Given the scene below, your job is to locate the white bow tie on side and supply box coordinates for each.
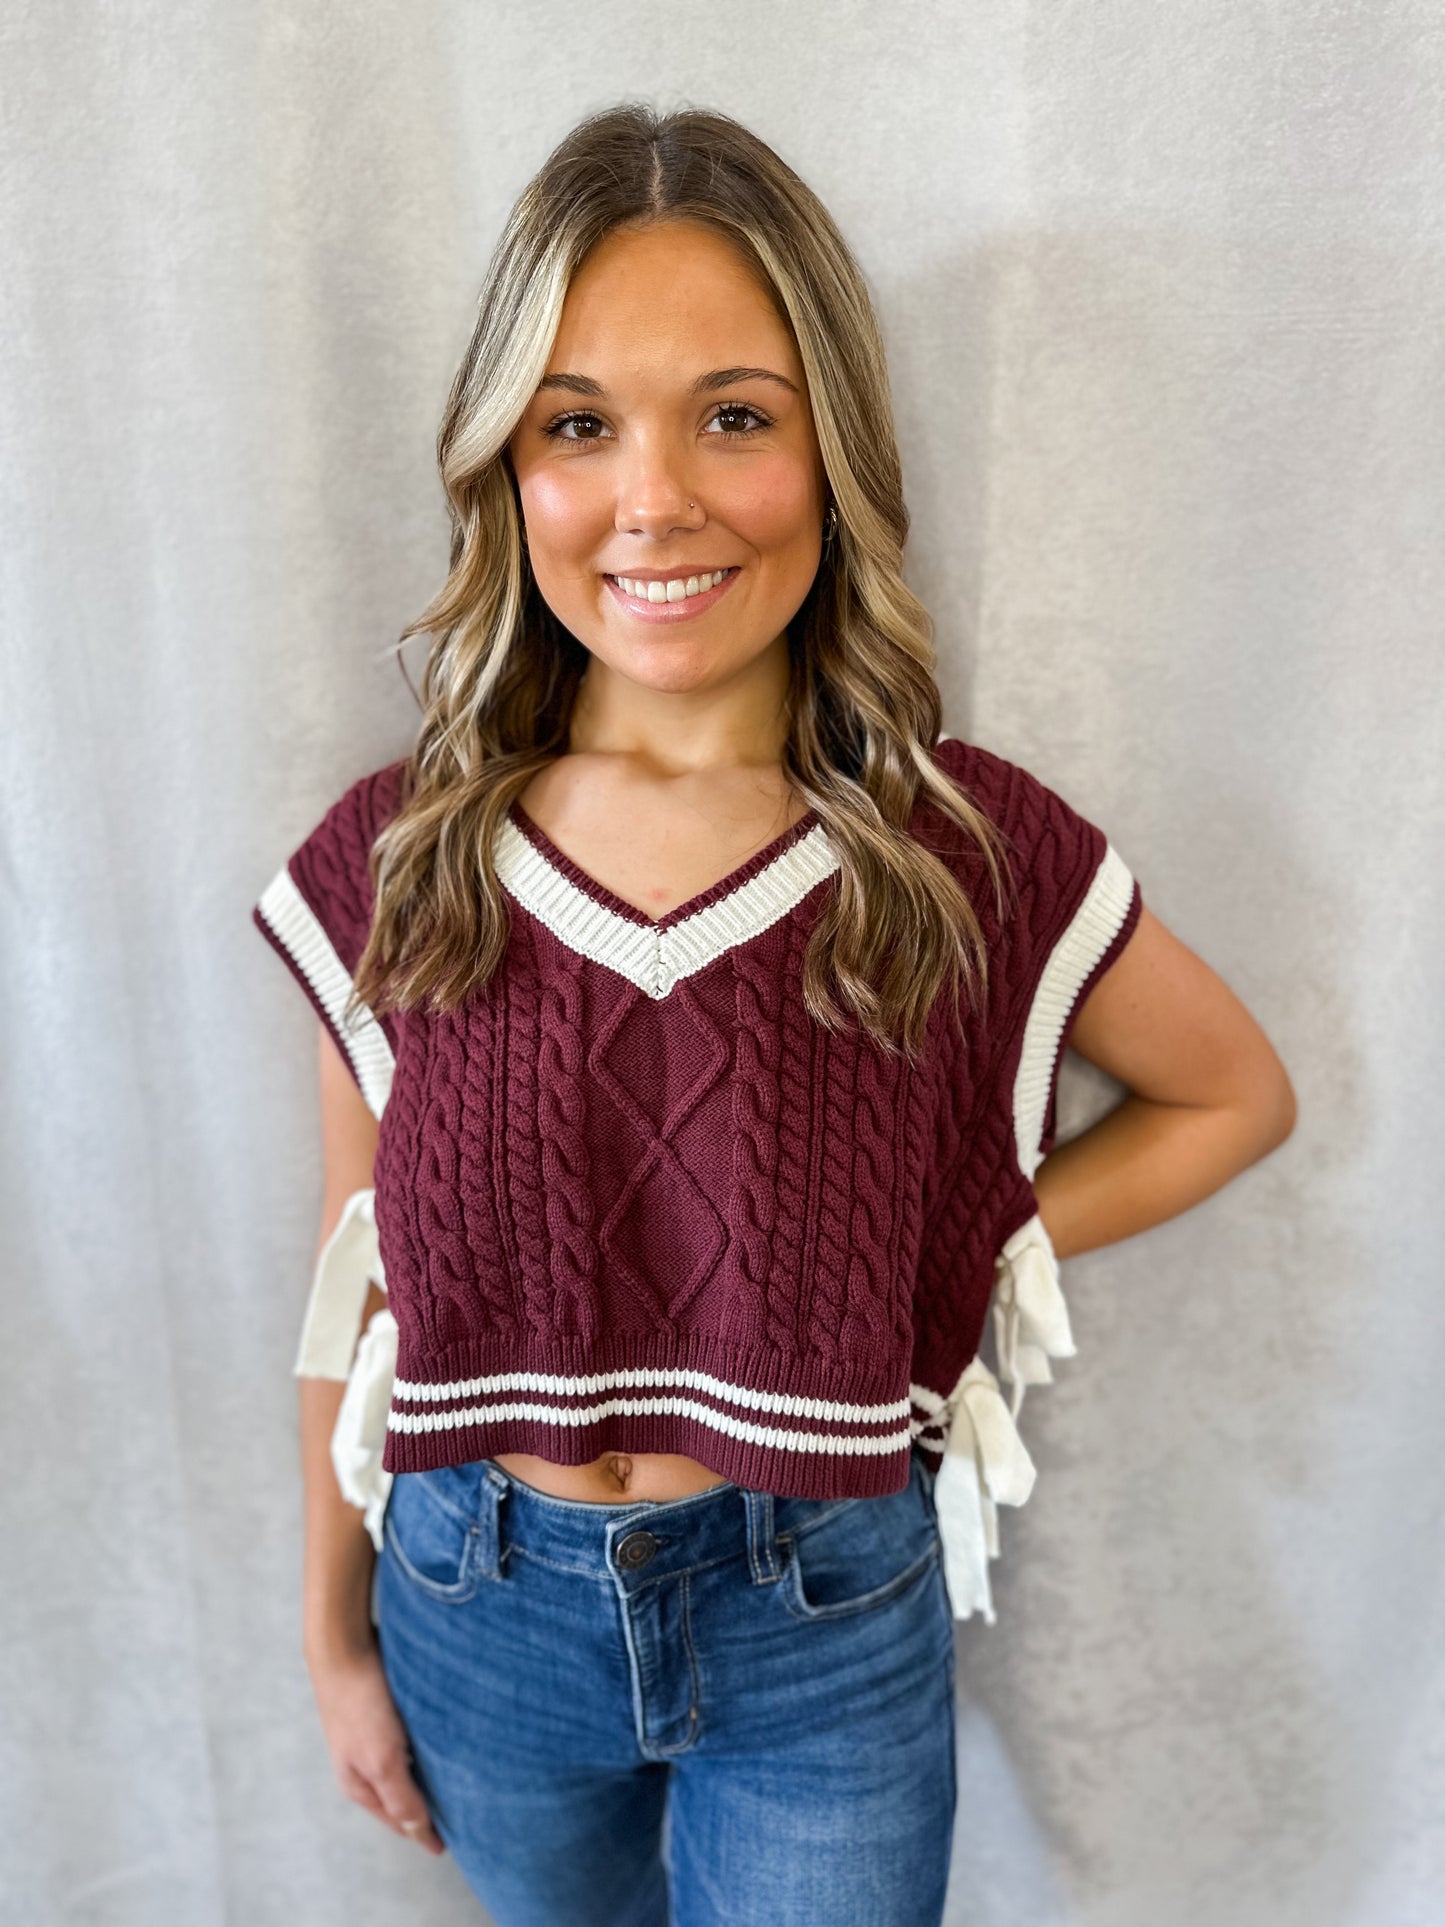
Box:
[991,1210,1076,1419]
[292,1186,396,1551]
[924,1210,1077,1624]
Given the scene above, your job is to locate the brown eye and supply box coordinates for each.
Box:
[707,403,772,439]
[542,412,609,442]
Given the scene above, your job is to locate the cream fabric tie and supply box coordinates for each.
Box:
[927,1210,1077,1622]
[991,1211,1076,1418]
[332,1306,397,1551]
[292,1186,387,1380]
[292,1185,396,1549]
[931,1356,1037,1623]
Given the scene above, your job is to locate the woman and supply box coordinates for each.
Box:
[253,104,1295,1927]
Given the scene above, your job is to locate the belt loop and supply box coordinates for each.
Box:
[476,1463,509,1581]
[741,1488,780,1584]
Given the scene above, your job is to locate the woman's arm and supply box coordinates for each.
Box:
[300,1025,445,1854]
[301,1023,385,1670]
[1032,905,1297,1262]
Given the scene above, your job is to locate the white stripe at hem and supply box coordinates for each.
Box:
[392,1363,908,1425]
[387,1394,913,1456]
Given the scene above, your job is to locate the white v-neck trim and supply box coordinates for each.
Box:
[493,813,841,999]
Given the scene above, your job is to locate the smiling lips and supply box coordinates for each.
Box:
[611,568,731,603]
[604,567,739,620]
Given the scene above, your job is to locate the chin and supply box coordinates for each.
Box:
[583,632,742,691]
[618,655,731,696]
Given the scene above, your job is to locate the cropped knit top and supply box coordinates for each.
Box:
[252,734,1143,1621]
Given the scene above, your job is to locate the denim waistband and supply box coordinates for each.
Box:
[410,1453,929,1595]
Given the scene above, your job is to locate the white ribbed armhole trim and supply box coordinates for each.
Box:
[256,866,395,1119]
[1013,843,1136,1181]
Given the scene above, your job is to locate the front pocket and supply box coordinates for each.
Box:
[382,1468,486,1604]
[778,1467,941,1622]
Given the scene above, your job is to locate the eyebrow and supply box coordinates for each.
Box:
[534,366,801,399]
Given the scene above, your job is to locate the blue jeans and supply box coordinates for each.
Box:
[374,1449,958,1926]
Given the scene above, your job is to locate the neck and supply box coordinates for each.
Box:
[567,633,793,779]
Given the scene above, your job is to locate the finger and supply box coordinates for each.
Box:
[372,1755,445,1853]
[346,1762,443,1850]
[398,1813,446,1854]
[337,1761,392,1826]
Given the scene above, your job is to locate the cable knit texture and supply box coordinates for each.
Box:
[253,737,1142,1498]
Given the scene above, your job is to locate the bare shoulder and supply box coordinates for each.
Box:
[1068,904,1296,1133]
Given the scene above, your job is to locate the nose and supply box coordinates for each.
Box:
[614,433,705,540]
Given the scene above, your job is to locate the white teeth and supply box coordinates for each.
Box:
[615,569,727,602]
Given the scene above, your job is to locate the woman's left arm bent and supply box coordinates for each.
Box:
[1031,904,1298,1263]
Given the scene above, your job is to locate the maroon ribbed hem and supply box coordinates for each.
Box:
[390,1379,901,1442]
[382,1331,916,1499]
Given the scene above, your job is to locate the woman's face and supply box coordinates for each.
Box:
[507,219,828,700]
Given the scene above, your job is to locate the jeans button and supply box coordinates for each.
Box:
[615,1529,659,1570]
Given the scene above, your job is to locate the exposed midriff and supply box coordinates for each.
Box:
[489,1451,732,1503]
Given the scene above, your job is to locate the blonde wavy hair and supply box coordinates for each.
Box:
[351,101,1017,1059]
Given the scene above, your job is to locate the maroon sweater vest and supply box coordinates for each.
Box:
[253,736,1142,1517]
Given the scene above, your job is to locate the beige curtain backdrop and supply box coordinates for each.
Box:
[3,4,1440,1923]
